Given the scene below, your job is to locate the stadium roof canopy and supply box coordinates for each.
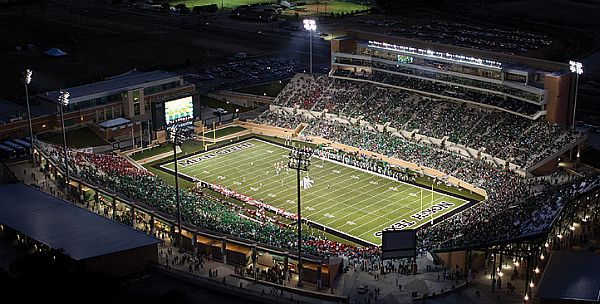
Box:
[536,251,600,302]
[38,70,179,104]
[0,183,160,260]
[98,117,132,129]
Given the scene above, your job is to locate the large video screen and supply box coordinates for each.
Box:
[382,230,417,259]
[165,96,194,126]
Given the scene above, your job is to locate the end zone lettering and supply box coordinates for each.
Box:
[410,201,454,221]
[374,219,416,238]
[374,201,455,238]
[179,142,254,167]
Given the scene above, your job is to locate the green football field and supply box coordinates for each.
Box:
[170,0,368,14]
[169,0,273,9]
[161,139,468,245]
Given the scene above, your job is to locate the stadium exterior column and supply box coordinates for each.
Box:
[170,221,176,245]
[130,203,136,227]
[465,250,471,281]
[283,251,289,281]
[111,195,117,220]
[524,254,532,300]
[77,182,83,204]
[193,231,198,257]
[252,244,258,281]
[221,237,227,265]
[380,252,384,275]
[150,212,156,236]
[93,188,99,212]
[491,250,496,293]
[316,261,322,289]
[498,249,503,289]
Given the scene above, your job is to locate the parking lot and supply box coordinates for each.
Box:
[359,19,553,55]
[185,57,304,92]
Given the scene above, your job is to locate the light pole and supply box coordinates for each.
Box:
[57,90,70,193]
[288,147,311,287]
[169,125,183,247]
[21,69,36,167]
[569,60,583,130]
[303,19,316,75]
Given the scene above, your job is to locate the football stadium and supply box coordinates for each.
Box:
[158,137,472,245]
[2,12,600,303]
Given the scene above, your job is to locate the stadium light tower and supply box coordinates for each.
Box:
[169,125,184,247]
[21,69,35,167]
[288,147,311,287]
[57,90,70,193]
[569,60,583,130]
[303,19,316,74]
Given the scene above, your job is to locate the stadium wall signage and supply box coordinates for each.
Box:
[374,201,454,238]
[179,142,254,167]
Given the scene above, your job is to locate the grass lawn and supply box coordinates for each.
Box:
[170,0,367,14]
[233,80,289,97]
[169,0,273,9]
[38,127,108,148]
[134,133,284,161]
[283,0,368,16]
[131,144,173,161]
[160,138,469,245]
[203,126,247,139]
[133,128,246,161]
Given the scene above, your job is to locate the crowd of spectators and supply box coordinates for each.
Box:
[36,120,598,254]
[271,74,579,168]
[335,56,543,104]
[254,110,599,250]
[36,141,380,262]
[361,70,540,116]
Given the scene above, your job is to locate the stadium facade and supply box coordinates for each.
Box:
[330,31,575,125]
[0,70,195,141]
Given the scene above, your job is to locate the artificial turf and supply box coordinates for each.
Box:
[161,138,469,245]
